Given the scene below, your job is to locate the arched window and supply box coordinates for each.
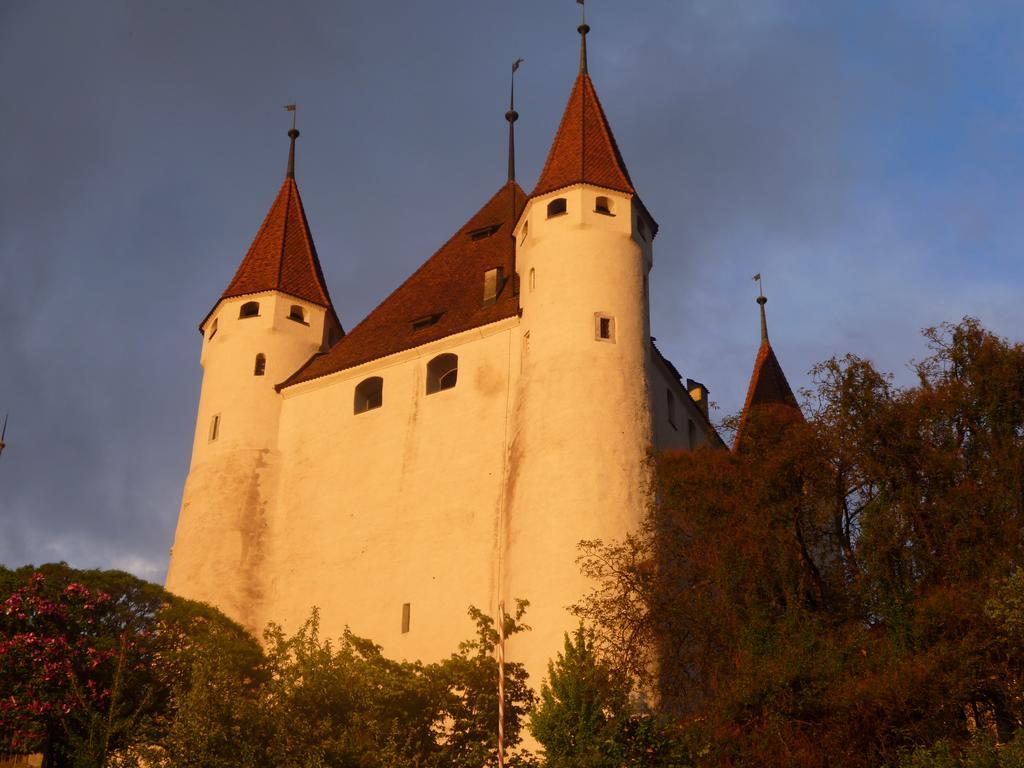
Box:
[426,353,458,394]
[254,354,266,376]
[207,318,218,340]
[288,305,305,323]
[546,198,567,218]
[239,301,260,318]
[354,377,384,414]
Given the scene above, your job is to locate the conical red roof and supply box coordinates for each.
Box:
[283,181,525,387]
[733,340,802,452]
[221,177,334,309]
[532,71,636,198]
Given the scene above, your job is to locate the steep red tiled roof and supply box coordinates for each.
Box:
[532,71,636,198]
[733,340,802,452]
[282,181,525,387]
[221,177,334,310]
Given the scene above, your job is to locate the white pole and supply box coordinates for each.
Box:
[498,600,506,768]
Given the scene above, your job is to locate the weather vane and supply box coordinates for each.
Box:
[578,0,586,25]
[285,103,297,131]
[753,272,764,298]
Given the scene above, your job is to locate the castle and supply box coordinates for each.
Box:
[165,20,796,686]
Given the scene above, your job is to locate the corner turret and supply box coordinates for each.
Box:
[167,127,340,629]
[504,19,656,685]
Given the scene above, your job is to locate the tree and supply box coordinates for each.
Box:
[428,601,536,768]
[575,319,1024,767]
[530,625,626,767]
[0,563,262,768]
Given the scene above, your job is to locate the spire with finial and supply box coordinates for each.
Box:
[734,275,802,452]
[206,112,341,334]
[754,273,768,342]
[507,59,523,183]
[285,104,299,179]
[577,0,589,73]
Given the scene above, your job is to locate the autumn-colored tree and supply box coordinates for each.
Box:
[576,318,1024,768]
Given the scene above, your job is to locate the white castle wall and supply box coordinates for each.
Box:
[264,317,521,660]
[166,292,332,630]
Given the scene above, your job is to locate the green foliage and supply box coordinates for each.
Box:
[576,318,1024,767]
[530,625,690,768]
[0,562,261,768]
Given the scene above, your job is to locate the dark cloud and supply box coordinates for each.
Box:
[1,1,1022,579]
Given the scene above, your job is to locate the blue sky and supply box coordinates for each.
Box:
[1,1,1022,581]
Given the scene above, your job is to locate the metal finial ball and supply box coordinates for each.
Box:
[505,110,519,123]
[757,296,767,305]
[288,128,300,140]
[578,23,590,35]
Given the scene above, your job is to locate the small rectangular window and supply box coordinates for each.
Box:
[209,414,220,442]
[401,603,411,633]
[595,314,615,342]
[667,390,677,429]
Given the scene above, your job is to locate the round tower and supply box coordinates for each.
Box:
[502,25,657,683]
[166,129,342,631]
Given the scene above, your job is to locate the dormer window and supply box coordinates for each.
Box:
[547,198,567,218]
[412,313,442,332]
[483,267,504,304]
[426,353,458,394]
[468,224,500,241]
[288,305,305,323]
[239,301,260,318]
[595,196,614,216]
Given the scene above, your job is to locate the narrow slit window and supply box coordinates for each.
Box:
[546,198,567,218]
[688,419,697,449]
[595,314,615,342]
[254,354,266,376]
[209,414,220,442]
[288,305,305,323]
[426,353,458,394]
[239,301,260,318]
[595,196,614,215]
[401,603,411,633]
[529,268,536,292]
[667,389,677,429]
[354,376,384,414]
